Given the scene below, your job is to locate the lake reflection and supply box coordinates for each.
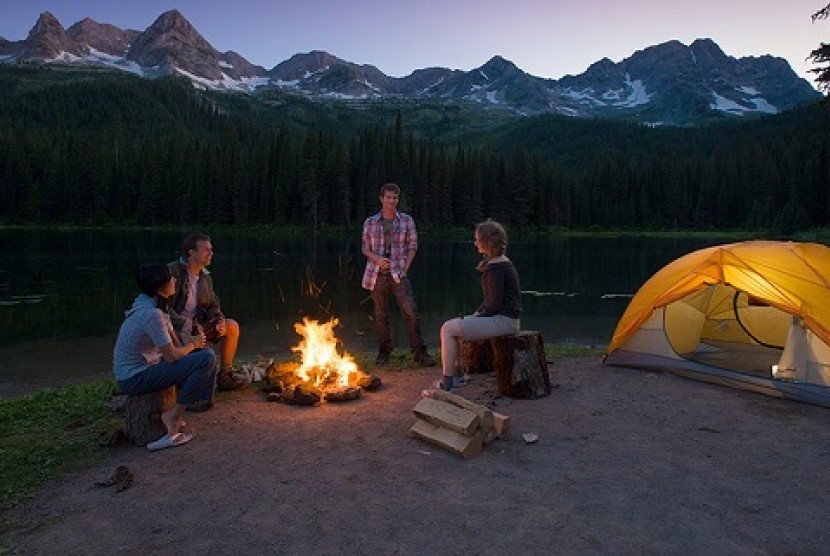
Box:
[0,229,730,395]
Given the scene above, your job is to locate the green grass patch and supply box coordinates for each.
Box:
[0,380,122,517]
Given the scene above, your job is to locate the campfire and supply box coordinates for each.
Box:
[265,317,380,405]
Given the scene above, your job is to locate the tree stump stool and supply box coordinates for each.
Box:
[460,339,494,374]
[490,331,551,399]
[123,386,177,446]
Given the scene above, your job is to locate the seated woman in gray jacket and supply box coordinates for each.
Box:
[113,263,216,450]
[431,220,522,392]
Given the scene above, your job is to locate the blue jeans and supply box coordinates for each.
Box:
[117,349,217,405]
[371,274,427,355]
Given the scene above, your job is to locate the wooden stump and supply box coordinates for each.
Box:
[460,339,494,374]
[123,386,177,446]
[491,331,551,399]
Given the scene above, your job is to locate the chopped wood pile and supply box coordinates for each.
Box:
[410,389,510,458]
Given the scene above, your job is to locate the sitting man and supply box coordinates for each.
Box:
[168,233,246,393]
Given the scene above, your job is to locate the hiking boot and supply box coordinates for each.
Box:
[434,377,453,391]
[217,370,246,391]
[374,351,391,365]
[414,351,437,367]
[454,373,471,388]
[185,400,214,412]
[453,366,470,387]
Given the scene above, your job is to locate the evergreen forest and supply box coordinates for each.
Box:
[1,64,828,234]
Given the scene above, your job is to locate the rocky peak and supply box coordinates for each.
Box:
[628,40,692,70]
[20,11,84,60]
[268,50,392,96]
[146,9,193,36]
[269,50,351,81]
[689,38,730,73]
[126,9,223,80]
[582,57,618,79]
[0,37,14,56]
[690,38,726,57]
[479,55,520,79]
[28,11,63,39]
[220,50,266,79]
[67,17,138,57]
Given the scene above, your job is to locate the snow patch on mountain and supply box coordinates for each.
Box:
[304,66,329,79]
[273,79,300,89]
[749,97,778,113]
[86,48,144,75]
[562,88,605,107]
[710,92,750,114]
[359,78,381,93]
[615,76,651,107]
[177,67,267,92]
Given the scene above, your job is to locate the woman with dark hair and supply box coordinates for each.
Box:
[428,220,522,392]
[113,263,216,451]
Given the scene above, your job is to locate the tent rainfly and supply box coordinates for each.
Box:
[604,240,830,407]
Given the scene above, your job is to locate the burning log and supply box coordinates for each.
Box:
[265,360,380,404]
[280,384,322,406]
[263,318,381,406]
[353,373,381,392]
[410,390,511,458]
[323,386,362,402]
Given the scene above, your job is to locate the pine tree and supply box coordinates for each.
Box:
[810,4,830,92]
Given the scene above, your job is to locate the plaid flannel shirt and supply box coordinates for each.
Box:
[361,211,418,290]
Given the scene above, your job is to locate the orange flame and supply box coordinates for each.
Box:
[292,317,357,388]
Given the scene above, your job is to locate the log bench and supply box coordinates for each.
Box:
[461,330,551,399]
[122,386,177,446]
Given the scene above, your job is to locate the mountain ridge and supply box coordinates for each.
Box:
[0,9,821,126]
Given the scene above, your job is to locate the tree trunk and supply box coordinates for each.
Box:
[460,338,494,374]
[491,331,551,399]
[123,386,177,446]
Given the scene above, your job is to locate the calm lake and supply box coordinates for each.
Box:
[0,228,733,396]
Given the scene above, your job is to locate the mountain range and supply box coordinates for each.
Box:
[0,9,821,126]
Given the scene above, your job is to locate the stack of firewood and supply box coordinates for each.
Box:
[409,390,510,458]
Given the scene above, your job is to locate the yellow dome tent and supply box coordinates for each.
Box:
[604,240,830,406]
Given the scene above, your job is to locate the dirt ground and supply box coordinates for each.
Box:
[4,356,830,555]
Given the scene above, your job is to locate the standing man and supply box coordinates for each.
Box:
[168,233,246,392]
[362,183,436,367]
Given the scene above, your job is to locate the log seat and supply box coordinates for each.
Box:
[122,386,177,446]
[461,330,551,399]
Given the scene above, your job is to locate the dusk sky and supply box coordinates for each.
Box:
[2,1,827,86]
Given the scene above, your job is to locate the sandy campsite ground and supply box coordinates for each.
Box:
[4,356,830,555]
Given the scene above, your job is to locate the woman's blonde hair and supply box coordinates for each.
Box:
[475,220,508,270]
